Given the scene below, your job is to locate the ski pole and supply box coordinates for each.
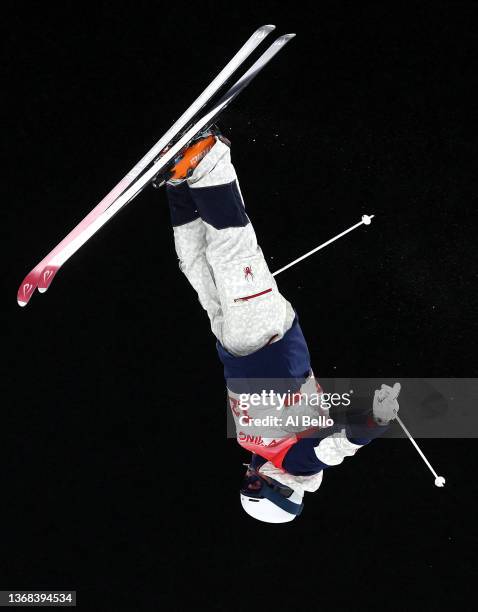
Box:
[395,414,446,487]
[272,215,374,276]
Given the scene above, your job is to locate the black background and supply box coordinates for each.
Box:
[2,1,477,609]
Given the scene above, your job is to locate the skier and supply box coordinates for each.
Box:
[165,130,401,523]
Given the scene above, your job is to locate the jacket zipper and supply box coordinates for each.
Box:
[234,288,272,303]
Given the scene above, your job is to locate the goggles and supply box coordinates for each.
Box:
[240,468,303,516]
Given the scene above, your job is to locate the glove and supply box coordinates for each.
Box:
[373,382,401,425]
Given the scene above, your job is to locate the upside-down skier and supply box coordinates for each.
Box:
[16,24,443,498]
[164,129,402,523]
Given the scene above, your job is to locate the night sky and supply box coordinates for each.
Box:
[3,1,477,609]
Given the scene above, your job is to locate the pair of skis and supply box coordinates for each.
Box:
[17,25,295,307]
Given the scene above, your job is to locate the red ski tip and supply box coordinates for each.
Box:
[17,274,39,307]
[38,266,59,292]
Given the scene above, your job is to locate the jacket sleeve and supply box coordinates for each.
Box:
[282,401,389,475]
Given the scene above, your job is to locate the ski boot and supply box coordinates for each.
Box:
[151,126,229,188]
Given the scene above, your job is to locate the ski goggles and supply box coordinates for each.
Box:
[240,469,303,516]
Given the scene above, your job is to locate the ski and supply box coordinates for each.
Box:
[17,24,276,306]
[32,34,295,298]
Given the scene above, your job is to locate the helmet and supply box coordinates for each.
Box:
[240,468,304,523]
